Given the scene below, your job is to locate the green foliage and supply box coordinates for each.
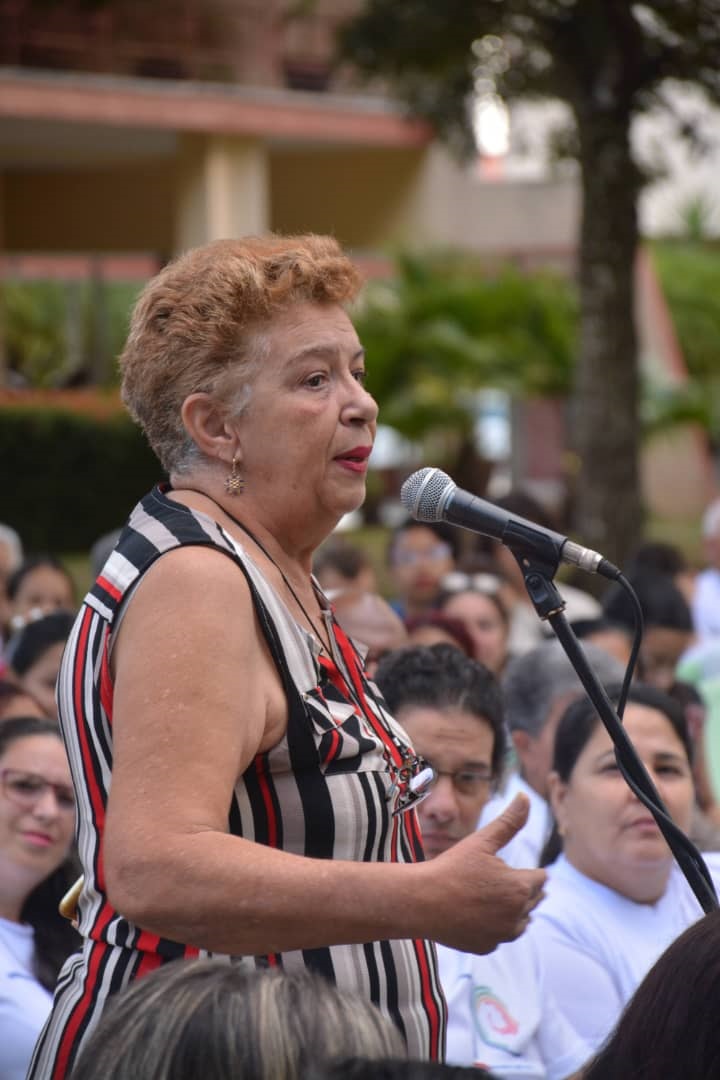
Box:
[2,280,141,388]
[0,403,162,550]
[353,252,577,440]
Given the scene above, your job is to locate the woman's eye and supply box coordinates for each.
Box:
[353,369,368,385]
[305,373,327,389]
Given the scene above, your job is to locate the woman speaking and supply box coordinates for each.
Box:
[29,235,545,1078]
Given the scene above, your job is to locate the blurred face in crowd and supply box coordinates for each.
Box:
[440,590,509,674]
[640,626,694,692]
[0,734,75,910]
[549,703,694,903]
[16,642,66,721]
[396,703,495,859]
[10,565,75,629]
[389,527,454,614]
[512,691,577,800]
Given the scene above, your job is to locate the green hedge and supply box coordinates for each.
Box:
[1,404,164,551]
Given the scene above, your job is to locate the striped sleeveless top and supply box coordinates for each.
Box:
[29,486,446,1077]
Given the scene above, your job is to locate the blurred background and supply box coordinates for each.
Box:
[1,0,719,594]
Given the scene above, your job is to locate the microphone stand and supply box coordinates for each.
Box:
[507,525,718,916]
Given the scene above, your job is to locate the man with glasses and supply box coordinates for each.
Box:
[386,520,458,620]
[375,644,588,1078]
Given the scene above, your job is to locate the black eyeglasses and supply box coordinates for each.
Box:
[0,769,76,814]
[424,764,494,797]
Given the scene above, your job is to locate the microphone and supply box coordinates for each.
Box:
[400,467,621,582]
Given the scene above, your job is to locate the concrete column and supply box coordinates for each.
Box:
[174,134,269,253]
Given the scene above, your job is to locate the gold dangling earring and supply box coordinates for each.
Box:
[225,455,244,496]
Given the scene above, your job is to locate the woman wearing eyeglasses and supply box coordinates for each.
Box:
[0,716,79,1080]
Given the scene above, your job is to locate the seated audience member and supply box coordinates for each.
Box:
[405,612,474,656]
[375,644,589,1079]
[0,717,79,1080]
[602,568,695,691]
[6,556,76,634]
[437,575,511,675]
[0,680,44,723]
[479,641,623,868]
[584,908,720,1080]
[70,961,405,1080]
[625,538,696,608]
[387,520,459,620]
[530,685,720,1052]
[330,589,409,675]
[691,496,720,640]
[0,525,24,663]
[313,537,378,597]
[5,611,75,721]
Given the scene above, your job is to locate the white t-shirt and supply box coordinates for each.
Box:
[0,917,53,1080]
[692,568,720,640]
[479,773,552,869]
[439,934,591,1078]
[528,853,720,1051]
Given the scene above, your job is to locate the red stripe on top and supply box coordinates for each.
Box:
[255,755,279,849]
[413,937,444,1061]
[98,627,114,720]
[96,575,122,602]
[52,939,106,1079]
[73,610,105,830]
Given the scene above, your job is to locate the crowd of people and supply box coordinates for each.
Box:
[1,232,720,1079]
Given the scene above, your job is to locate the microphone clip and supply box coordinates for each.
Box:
[510,546,566,621]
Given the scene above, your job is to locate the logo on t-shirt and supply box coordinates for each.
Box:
[472,984,521,1053]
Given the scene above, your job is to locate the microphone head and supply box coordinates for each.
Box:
[400,468,454,522]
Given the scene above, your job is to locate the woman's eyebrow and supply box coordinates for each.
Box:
[289,343,365,364]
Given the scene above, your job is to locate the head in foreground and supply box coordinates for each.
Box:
[70,961,406,1080]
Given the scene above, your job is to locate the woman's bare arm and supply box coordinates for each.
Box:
[104,546,544,956]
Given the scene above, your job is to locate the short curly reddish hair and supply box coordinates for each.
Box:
[119,234,362,474]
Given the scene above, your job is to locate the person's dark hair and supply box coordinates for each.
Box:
[386,519,461,566]
[311,1059,492,1079]
[570,616,631,641]
[584,908,720,1079]
[437,583,509,629]
[7,610,75,676]
[70,961,405,1080]
[403,612,475,657]
[552,683,692,784]
[0,716,80,990]
[313,538,373,583]
[625,540,688,580]
[6,555,75,604]
[374,643,506,778]
[602,569,693,633]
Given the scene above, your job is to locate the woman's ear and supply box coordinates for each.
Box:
[547,770,568,834]
[181,393,239,464]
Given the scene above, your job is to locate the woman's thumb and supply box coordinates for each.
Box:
[478,792,531,853]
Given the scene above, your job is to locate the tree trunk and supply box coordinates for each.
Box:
[570,105,643,571]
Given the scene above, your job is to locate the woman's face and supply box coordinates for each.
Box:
[549,703,694,902]
[18,641,66,721]
[233,301,378,532]
[440,591,508,673]
[11,566,74,626]
[0,734,75,900]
